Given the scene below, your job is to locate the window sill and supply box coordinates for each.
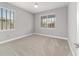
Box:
[0,29,15,32]
[41,27,56,29]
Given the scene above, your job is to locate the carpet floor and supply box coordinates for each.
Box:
[0,34,72,56]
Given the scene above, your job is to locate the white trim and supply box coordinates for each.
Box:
[0,33,68,44]
[0,33,33,44]
[33,33,68,40]
[67,39,76,56]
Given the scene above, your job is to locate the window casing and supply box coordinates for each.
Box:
[0,8,14,31]
[41,15,56,28]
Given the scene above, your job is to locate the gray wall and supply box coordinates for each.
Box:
[34,7,68,38]
[68,2,77,55]
[0,3,34,42]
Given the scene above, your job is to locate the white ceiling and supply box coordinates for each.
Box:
[9,2,69,14]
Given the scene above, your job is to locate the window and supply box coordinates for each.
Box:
[0,8,14,31]
[41,14,56,28]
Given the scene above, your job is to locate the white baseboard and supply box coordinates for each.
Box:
[67,39,76,56]
[0,33,33,44]
[33,33,68,40]
[0,33,67,44]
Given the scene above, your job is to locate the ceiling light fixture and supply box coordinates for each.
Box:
[34,2,38,8]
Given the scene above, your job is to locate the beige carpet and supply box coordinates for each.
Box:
[0,34,72,56]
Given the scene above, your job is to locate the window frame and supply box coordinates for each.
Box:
[41,14,56,29]
[0,7,15,32]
